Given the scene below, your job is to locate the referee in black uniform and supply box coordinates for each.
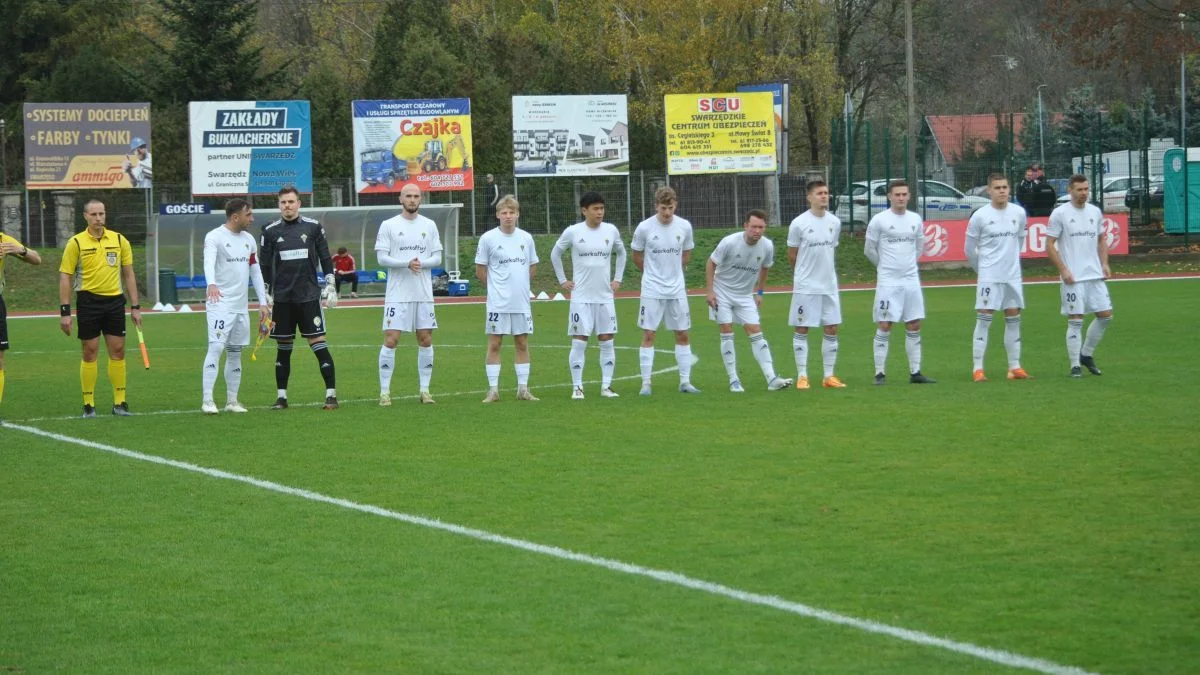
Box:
[259,186,338,410]
[58,198,143,417]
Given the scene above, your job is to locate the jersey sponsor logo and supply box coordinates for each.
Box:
[279,249,308,261]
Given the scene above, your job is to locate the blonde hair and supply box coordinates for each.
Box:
[654,186,677,205]
[496,194,519,211]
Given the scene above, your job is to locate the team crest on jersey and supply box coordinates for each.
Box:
[300,233,308,243]
[421,232,427,238]
[105,251,118,266]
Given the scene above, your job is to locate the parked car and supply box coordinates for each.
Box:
[1056,175,1157,213]
[833,179,990,229]
[1124,180,1165,209]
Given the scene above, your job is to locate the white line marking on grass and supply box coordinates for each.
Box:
[2,424,1095,675]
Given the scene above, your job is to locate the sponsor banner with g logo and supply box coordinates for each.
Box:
[918,214,1129,262]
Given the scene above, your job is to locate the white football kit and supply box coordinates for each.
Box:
[787,210,841,327]
[632,215,694,331]
[709,232,774,326]
[966,204,1027,310]
[203,225,267,345]
[376,212,443,332]
[1048,202,1112,315]
[551,221,626,335]
[864,209,926,323]
[476,226,539,334]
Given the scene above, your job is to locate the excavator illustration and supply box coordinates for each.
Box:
[410,134,470,173]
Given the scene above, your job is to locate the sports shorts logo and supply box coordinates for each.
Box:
[106,251,118,266]
[314,316,322,327]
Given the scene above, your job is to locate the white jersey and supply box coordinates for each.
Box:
[475,226,538,313]
[203,225,261,313]
[551,221,627,303]
[865,209,924,286]
[710,231,774,297]
[786,210,840,295]
[631,215,694,299]
[966,203,1027,283]
[1048,202,1105,282]
[375,213,443,303]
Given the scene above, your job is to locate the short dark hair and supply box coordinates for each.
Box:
[278,186,301,199]
[887,180,908,194]
[988,173,1009,186]
[744,208,769,224]
[579,191,605,209]
[225,198,250,218]
[337,246,348,254]
[806,180,828,194]
[1068,174,1089,188]
[83,198,106,213]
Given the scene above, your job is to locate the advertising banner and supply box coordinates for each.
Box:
[511,95,629,177]
[23,102,152,189]
[919,214,1130,263]
[352,99,474,193]
[189,100,312,196]
[736,83,788,173]
[664,92,775,175]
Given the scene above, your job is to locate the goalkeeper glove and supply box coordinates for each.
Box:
[321,284,338,309]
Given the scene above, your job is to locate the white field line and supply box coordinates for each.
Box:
[7,344,684,423]
[1,421,1096,675]
[8,272,1197,321]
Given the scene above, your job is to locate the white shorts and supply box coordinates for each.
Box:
[638,296,691,331]
[567,301,618,336]
[873,285,925,323]
[975,281,1025,311]
[383,302,437,332]
[206,309,251,346]
[788,292,841,328]
[485,311,534,335]
[1060,279,1112,316]
[709,293,761,326]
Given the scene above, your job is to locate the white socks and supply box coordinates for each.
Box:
[873,329,890,375]
[1003,316,1022,369]
[904,330,921,375]
[225,346,243,401]
[748,332,776,382]
[515,362,530,387]
[720,333,738,382]
[675,344,694,384]
[378,345,396,394]
[1066,319,1084,367]
[792,332,808,377]
[599,340,616,388]
[417,345,434,391]
[569,338,587,387]
[1082,316,1111,357]
[972,314,992,371]
[639,346,654,384]
[821,334,838,378]
[486,363,501,388]
[202,341,224,401]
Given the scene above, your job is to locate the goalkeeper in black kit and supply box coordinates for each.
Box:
[259,186,339,410]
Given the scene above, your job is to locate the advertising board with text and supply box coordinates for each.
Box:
[352,99,474,193]
[23,102,152,189]
[664,93,776,175]
[189,100,312,196]
[919,214,1129,263]
[511,95,629,177]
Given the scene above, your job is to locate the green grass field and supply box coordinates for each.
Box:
[2,279,1198,674]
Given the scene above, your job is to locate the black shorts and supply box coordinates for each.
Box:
[0,295,8,351]
[77,291,126,341]
[271,299,326,339]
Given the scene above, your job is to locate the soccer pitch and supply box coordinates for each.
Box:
[2,279,1197,674]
